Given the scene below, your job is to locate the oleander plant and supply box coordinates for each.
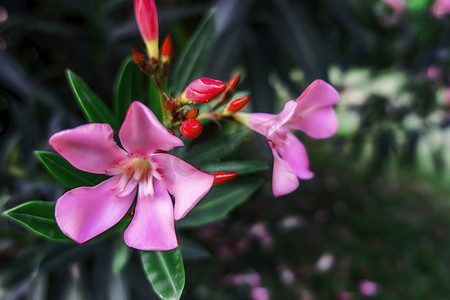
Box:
[1,0,450,299]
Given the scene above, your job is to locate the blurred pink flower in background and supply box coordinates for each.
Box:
[359,280,378,297]
[382,0,406,14]
[431,0,450,18]
[50,101,213,250]
[251,287,270,300]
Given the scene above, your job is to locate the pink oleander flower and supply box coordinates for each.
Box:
[135,0,159,61]
[50,101,214,250]
[431,0,450,18]
[236,80,339,196]
[381,0,406,14]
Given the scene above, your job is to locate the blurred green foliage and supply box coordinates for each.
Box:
[1,0,450,299]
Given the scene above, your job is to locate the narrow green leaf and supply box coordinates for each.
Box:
[114,58,145,122]
[177,178,263,228]
[35,151,107,189]
[201,160,269,175]
[112,239,131,274]
[149,77,164,123]
[3,201,70,242]
[172,11,216,94]
[141,248,185,300]
[66,69,119,130]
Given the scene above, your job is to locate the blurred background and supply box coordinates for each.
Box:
[1,0,450,299]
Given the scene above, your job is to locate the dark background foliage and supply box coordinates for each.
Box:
[1,0,450,299]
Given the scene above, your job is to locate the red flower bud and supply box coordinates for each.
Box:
[168,130,175,135]
[226,96,250,113]
[161,35,173,64]
[180,119,202,139]
[186,108,199,119]
[182,78,226,103]
[164,99,175,112]
[213,172,238,185]
[227,74,241,90]
[132,48,144,65]
[134,0,159,60]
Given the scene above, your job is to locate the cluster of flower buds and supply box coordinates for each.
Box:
[133,0,173,83]
[156,74,251,140]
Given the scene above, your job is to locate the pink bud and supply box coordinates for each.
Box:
[134,0,159,60]
[182,78,226,103]
[180,119,203,139]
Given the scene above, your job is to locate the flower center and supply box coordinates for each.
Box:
[115,156,155,198]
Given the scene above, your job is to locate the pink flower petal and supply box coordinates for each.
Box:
[271,147,299,197]
[249,101,297,138]
[119,101,183,156]
[124,179,178,250]
[277,132,314,180]
[151,153,214,220]
[287,106,338,139]
[50,124,128,175]
[296,79,339,108]
[55,176,135,244]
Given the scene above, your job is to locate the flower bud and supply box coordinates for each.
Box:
[132,48,144,65]
[186,108,199,119]
[134,0,159,61]
[164,99,175,113]
[181,78,226,103]
[227,74,241,90]
[180,119,203,139]
[161,35,173,64]
[223,96,251,115]
[213,172,238,185]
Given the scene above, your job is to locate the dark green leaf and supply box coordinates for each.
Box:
[141,248,185,300]
[177,178,263,228]
[3,201,70,242]
[39,242,101,273]
[172,11,216,94]
[35,151,107,189]
[149,77,164,123]
[66,69,119,130]
[114,58,145,122]
[178,237,210,260]
[201,160,269,175]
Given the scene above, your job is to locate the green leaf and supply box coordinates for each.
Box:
[114,58,145,122]
[172,11,216,94]
[177,178,263,228]
[178,237,210,260]
[35,151,107,189]
[141,248,185,300]
[111,239,131,274]
[66,69,119,130]
[201,160,269,175]
[3,201,70,242]
[149,77,164,123]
